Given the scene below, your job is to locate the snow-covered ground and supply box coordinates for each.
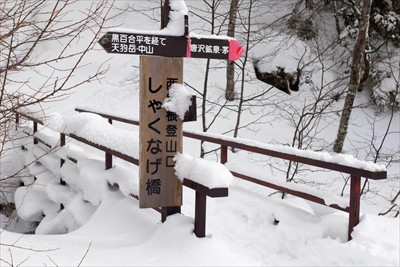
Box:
[1,183,399,266]
[1,0,399,266]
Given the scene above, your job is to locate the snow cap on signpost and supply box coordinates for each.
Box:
[98,1,244,61]
[98,0,243,210]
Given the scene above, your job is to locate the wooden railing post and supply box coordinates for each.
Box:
[60,133,65,166]
[161,206,181,222]
[194,191,207,237]
[221,145,228,164]
[348,175,361,240]
[15,109,387,242]
[60,133,66,185]
[105,118,113,170]
[33,121,38,144]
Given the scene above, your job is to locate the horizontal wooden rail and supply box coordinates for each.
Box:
[230,170,348,212]
[69,133,139,165]
[184,132,386,180]
[74,108,386,180]
[33,135,53,149]
[14,110,44,125]
[14,110,227,238]
[75,108,139,126]
[72,107,388,241]
[183,179,228,198]
[14,110,139,166]
[15,109,387,240]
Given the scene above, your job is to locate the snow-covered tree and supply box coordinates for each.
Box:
[333,0,374,153]
[0,0,114,214]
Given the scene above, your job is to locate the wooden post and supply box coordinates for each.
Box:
[33,121,38,145]
[221,145,228,164]
[60,133,65,167]
[194,191,207,237]
[183,96,197,122]
[60,133,66,185]
[139,56,183,209]
[161,206,181,222]
[105,119,113,170]
[348,175,361,240]
[161,0,170,29]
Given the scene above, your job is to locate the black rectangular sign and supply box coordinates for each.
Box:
[99,32,187,58]
[99,31,243,61]
[189,37,230,60]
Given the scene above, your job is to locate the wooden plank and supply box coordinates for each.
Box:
[14,110,44,125]
[183,131,387,180]
[34,136,52,149]
[139,56,183,208]
[72,108,387,180]
[75,108,139,126]
[71,108,388,181]
[183,179,228,198]
[69,133,139,165]
[230,170,349,212]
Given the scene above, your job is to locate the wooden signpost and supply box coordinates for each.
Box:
[99,0,243,216]
[139,56,183,208]
[98,32,243,61]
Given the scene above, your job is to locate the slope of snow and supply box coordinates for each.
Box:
[1,0,399,266]
[1,186,399,266]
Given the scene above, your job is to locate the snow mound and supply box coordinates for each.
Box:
[174,153,233,188]
[162,83,192,120]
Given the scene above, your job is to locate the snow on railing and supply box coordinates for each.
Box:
[13,108,387,240]
[13,109,229,237]
[174,153,233,189]
[69,107,387,241]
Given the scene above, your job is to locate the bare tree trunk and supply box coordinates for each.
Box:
[200,0,217,158]
[333,0,342,35]
[201,59,211,158]
[333,0,373,153]
[305,0,314,9]
[233,0,253,138]
[225,0,239,101]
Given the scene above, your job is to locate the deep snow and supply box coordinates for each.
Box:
[1,0,399,266]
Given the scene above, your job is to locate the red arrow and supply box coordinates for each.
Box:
[228,39,244,61]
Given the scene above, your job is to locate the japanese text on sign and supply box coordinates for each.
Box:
[144,77,180,196]
[139,56,183,208]
[111,33,167,54]
[190,44,229,55]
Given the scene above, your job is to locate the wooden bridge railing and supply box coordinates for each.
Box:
[15,108,387,241]
[13,110,227,238]
[73,108,387,241]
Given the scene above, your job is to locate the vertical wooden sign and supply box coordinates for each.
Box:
[139,55,183,208]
